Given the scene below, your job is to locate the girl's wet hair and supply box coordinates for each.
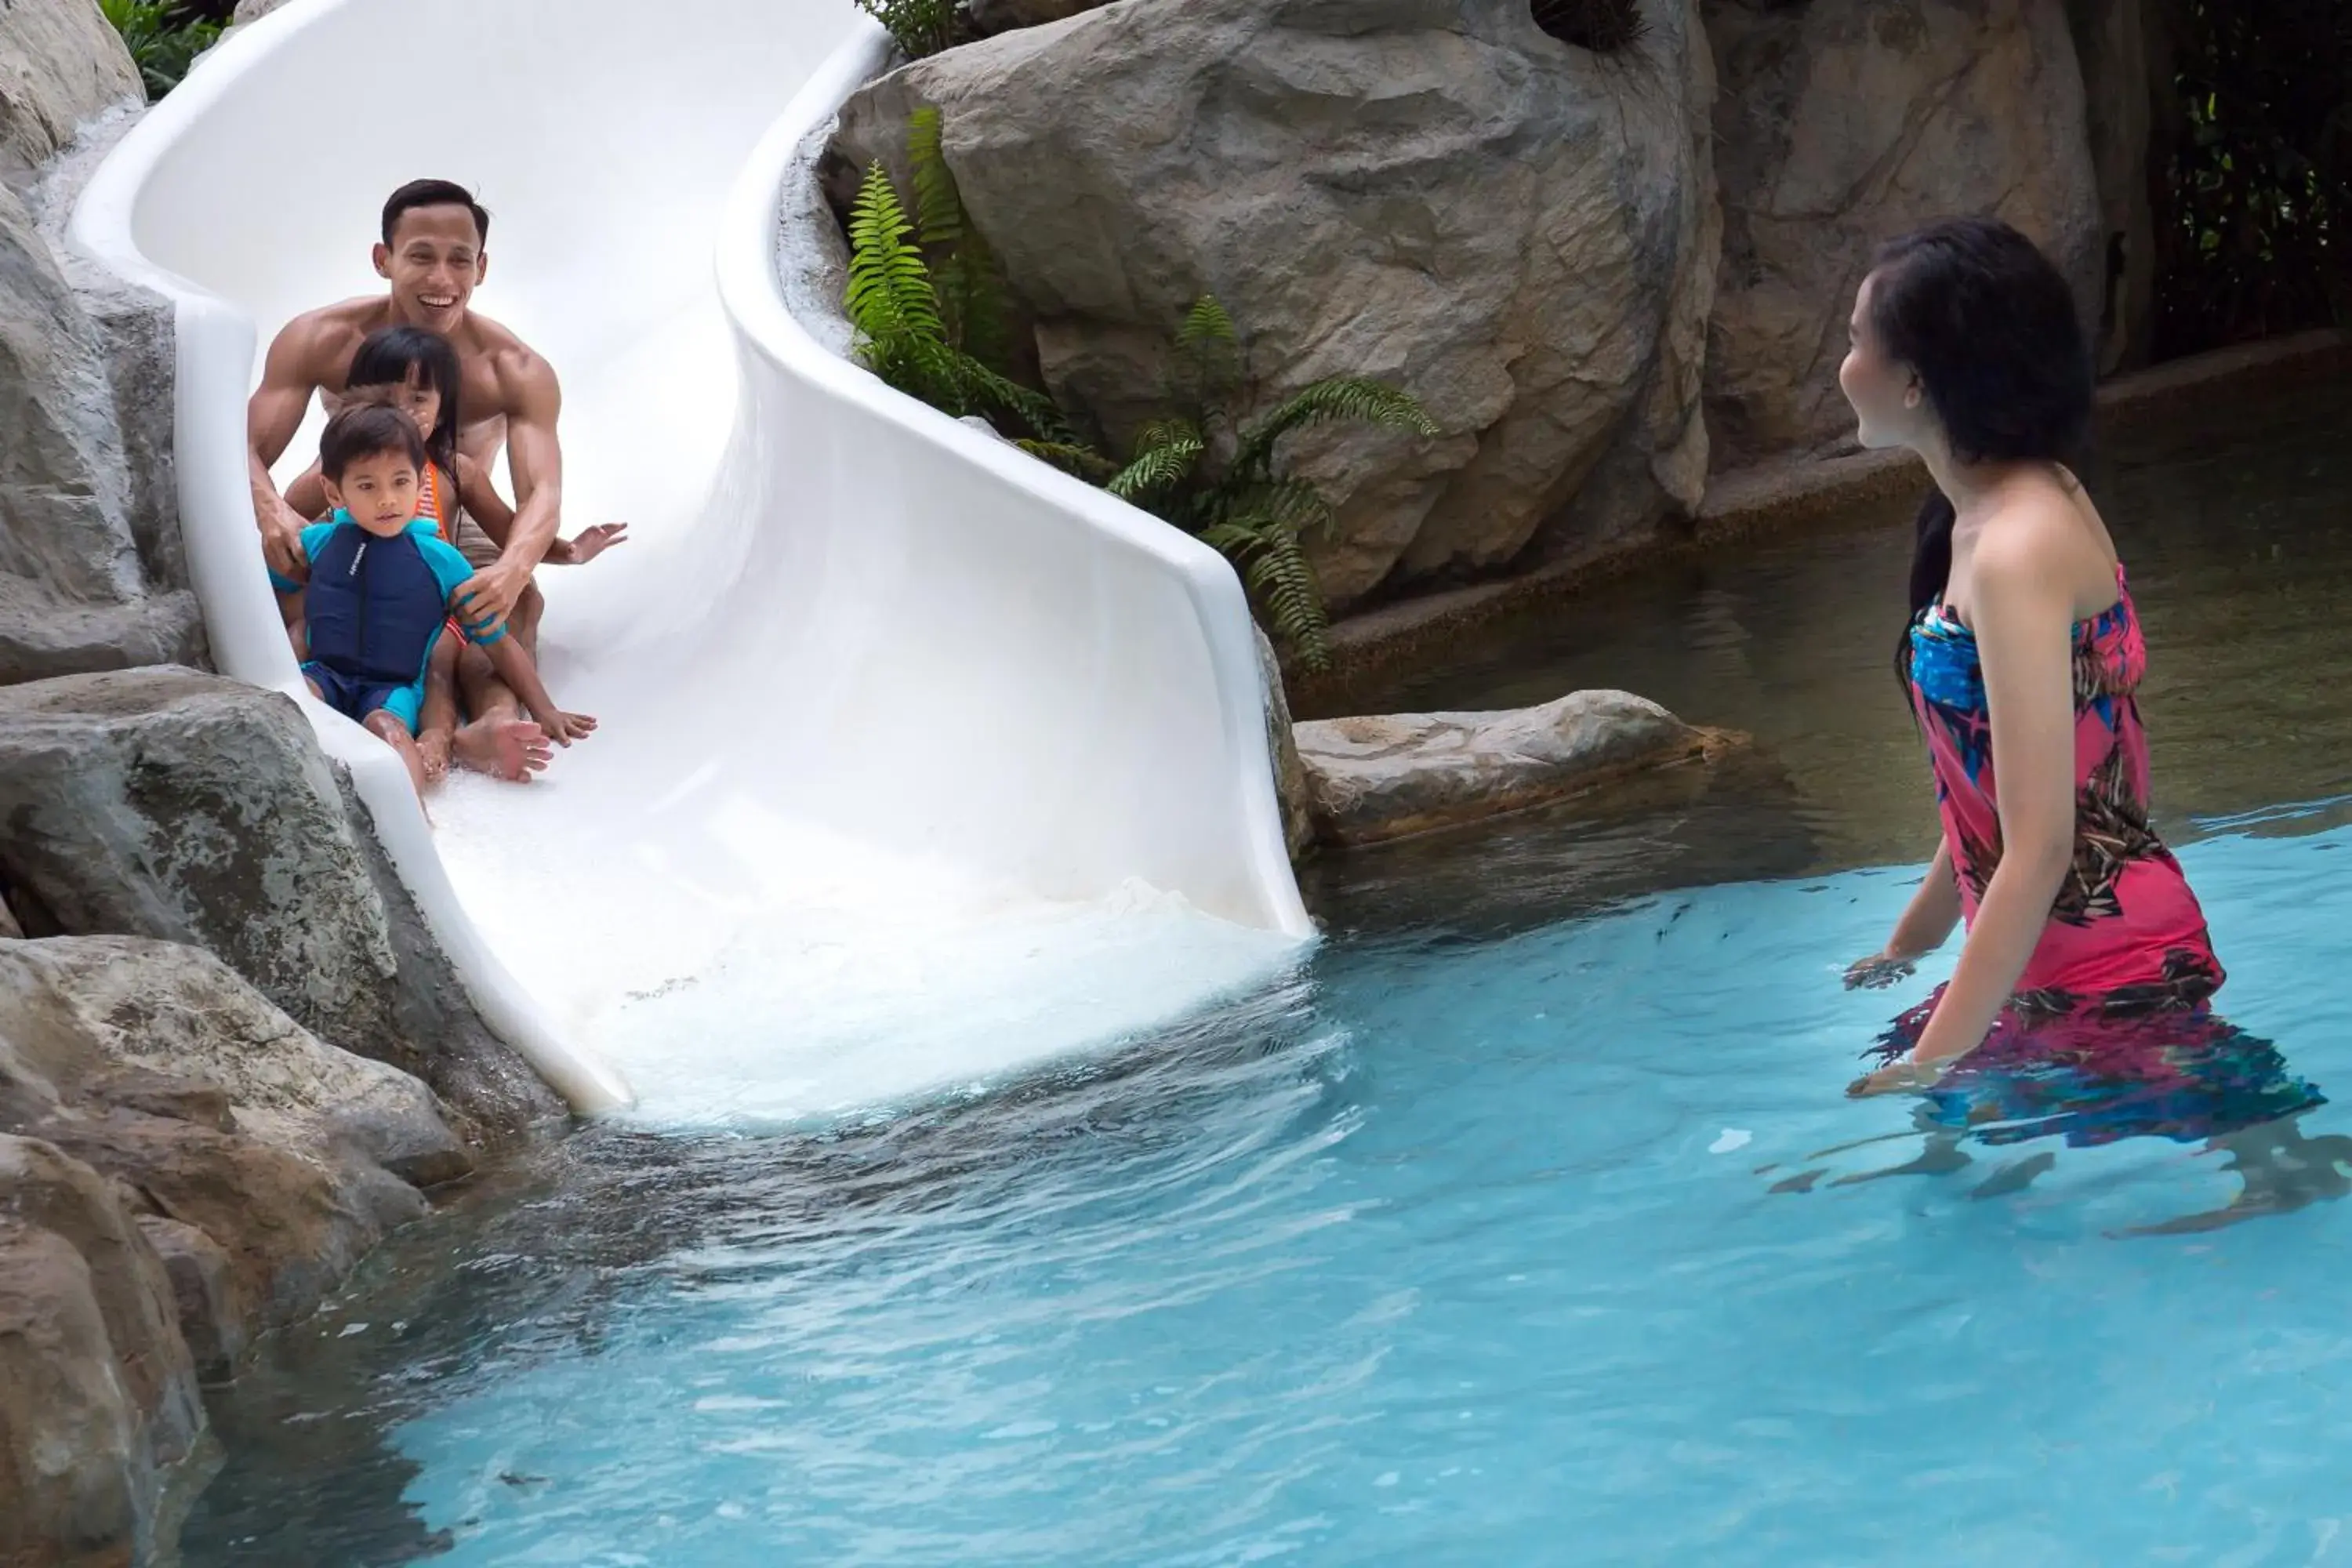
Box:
[1870,216,2094,684]
[320,401,427,484]
[347,325,462,483]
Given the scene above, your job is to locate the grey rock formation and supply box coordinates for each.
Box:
[1294,689,1719,844]
[1253,624,1315,862]
[0,0,141,188]
[2,0,205,688]
[0,937,466,1375]
[36,105,195,597]
[1702,0,2103,465]
[0,1132,205,1568]
[0,936,472,1189]
[829,0,1721,608]
[0,669,564,1138]
[0,181,202,684]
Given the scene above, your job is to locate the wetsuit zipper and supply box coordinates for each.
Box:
[351,538,369,678]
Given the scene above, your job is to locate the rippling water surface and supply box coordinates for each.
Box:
[182,823,2352,1566]
[179,383,2352,1565]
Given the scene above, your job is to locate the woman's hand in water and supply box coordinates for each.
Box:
[546,523,628,565]
[1843,950,1918,991]
[1846,1055,1951,1098]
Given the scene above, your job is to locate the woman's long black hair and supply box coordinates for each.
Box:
[346,325,463,488]
[1866,217,2095,686]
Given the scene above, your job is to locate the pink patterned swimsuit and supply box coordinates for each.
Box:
[1906,562,2225,1018]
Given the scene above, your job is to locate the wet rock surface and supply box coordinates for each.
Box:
[1295,690,1730,844]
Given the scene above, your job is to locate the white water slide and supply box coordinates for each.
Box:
[68,0,1312,1122]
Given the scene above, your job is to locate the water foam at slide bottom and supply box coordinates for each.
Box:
[434,771,1309,1127]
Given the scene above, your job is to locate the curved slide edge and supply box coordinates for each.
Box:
[64,2,632,1114]
[714,24,1315,941]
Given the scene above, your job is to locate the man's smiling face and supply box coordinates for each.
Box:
[376,204,485,334]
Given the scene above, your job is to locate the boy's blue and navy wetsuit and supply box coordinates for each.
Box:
[271,513,499,730]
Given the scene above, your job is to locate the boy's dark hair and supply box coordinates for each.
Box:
[347,325,462,481]
[382,179,490,249]
[321,401,428,484]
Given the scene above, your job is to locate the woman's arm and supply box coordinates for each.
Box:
[1846,840,1962,988]
[1864,523,2080,1086]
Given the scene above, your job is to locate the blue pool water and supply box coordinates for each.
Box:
[188,822,2352,1566]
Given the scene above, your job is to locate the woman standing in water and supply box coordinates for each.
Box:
[1837,217,2228,1097]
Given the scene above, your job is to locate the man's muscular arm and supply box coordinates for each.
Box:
[452,350,561,638]
[247,318,328,577]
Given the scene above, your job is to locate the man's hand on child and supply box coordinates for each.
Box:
[454,560,531,637]
[548,523,628,565]
[259,496,310,578]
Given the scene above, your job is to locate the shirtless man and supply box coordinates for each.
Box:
[249,179,564,780]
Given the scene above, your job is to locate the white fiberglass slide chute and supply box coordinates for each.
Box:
[68,0,1312,1123]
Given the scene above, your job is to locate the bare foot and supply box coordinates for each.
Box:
[417,730,453,785]
[452,717,553,782]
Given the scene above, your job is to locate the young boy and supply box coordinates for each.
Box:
[272,401,593,802]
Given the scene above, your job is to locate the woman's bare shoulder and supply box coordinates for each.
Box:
[1981,470,2119,612]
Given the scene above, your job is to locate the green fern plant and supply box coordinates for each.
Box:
[907,107,1013,372]
[1091,299,1438,671]
[100,0,220,97]
[845,159,1071,441]
[851,0,957,60]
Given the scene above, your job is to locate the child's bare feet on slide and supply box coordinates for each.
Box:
[417,729,454,785]
[453,717,554,781]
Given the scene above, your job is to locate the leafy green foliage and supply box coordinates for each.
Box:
[1093,299,1438,671]
[100,0,220,98]
[1105,421,1206,504]
[851,0,957,60]
[908,107,1011,372]
[2156,0,2352,355]
[845,157,1070,441]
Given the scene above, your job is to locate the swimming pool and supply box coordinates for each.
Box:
[178,380,2352,1564]
[182,814,2352,1566]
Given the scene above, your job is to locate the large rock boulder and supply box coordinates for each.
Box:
[0,1133,205,1568]
[0,0,141,188]
[0,670,565,1138]
[829,0,1721,608]
[36,108,197,600]
[1,936,463,1377]
[2,181,203,685]
[1294,689,1722,844]
[0,1,198,685]
[1701,0,2103,465]
[0,936,471,1189]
